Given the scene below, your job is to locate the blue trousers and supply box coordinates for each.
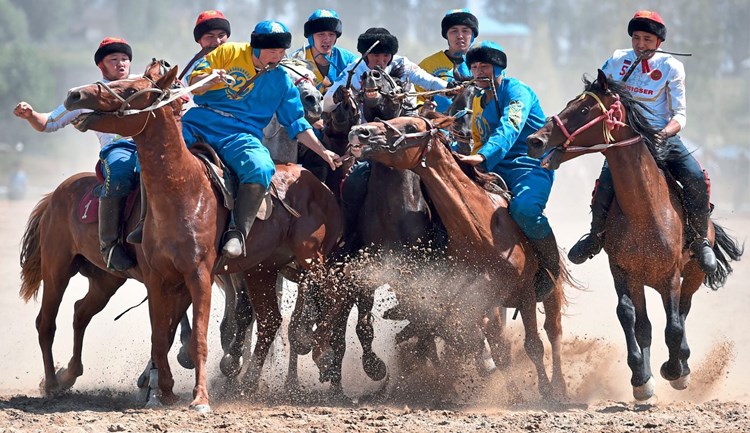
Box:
[182,108,276,188]
[492,156,555,240]
[99,140,138,198]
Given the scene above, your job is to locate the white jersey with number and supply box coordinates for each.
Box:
[601,49,686,130]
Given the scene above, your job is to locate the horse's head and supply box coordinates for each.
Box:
[64,59,181,137]
[360,65,405,121]
[527,69,647,169]
[349,113,454,170]
[280,59,323,123]
[446,84,478,155]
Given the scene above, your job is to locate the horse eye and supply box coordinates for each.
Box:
[405,125,417,133]
[580,106,590,115]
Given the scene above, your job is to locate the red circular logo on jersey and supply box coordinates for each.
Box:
[650,69,663,80]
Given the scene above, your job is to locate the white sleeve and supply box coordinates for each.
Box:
[666,60,687,129]
[403,58,447,91]
[43,103,88,132]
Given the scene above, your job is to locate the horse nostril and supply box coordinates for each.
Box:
[372,71,381,79]
[67,91,82,104]
[304,95,317,107]
[358,130,371,138]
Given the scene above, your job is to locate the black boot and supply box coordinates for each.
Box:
[222,183,267,259]
[687,211,717,274]
[529,232,561,302]
[126,181,146,244]
[569,166,613,264]
[99,196,136,271]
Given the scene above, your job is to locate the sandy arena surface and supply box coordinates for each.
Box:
[1,160,749,432]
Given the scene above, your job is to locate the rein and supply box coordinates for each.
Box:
[551,91,640,154]
[377,116,438,168]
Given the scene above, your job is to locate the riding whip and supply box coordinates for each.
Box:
[345,40,380,89]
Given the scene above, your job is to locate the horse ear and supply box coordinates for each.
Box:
[156,66,179,90]
[426,112,454,130]
[597,69,609,91]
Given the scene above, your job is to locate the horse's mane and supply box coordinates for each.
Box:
[584,75,668,166]
[425,112,503,192]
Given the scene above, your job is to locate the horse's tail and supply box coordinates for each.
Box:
[553,249,579,309]
[19,194,51,302]
[704,221,744,290]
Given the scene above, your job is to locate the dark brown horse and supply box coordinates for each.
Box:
[347,113,570,400]
[54,60,340,411]
[526,70,743,400]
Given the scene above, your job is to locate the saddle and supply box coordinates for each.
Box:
[77,162,139,223]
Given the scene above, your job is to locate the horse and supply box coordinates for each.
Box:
[446,83,478,155]
[525,69,743,400]
[60,59,341,411]
[347,113,570,400]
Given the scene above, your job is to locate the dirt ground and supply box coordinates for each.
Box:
[1,159,749,432]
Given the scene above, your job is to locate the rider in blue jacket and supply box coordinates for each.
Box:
[458,41,558,302]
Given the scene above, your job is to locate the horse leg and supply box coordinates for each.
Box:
[36,267,74,395]
[518,297,553,398]
[146,286,186,408]
[669,266,703,390]
[327,295,355,401]
[356,289,387,382]
[483,305,511,370]
[241,270,282,393]
[220,273,254,377]
[659,271,688,382]
[60,270,126,390]
[184,268,214,411]
[542,284,567,401]
[612,267,654,400]
[176,313,194,369]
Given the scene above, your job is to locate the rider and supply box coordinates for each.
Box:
[458,41,558,302]
[325,27,448,249]
[182,20,341,259]
[568,10,717,274]
[13,37,138,272]
[127,9,234,245]
[418,8,478,113]
[294,8,357,96]
[291,8,358,182]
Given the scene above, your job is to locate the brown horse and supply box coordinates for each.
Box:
[526,69,743,400]
[347,113,570,400]
[56,60,340,411]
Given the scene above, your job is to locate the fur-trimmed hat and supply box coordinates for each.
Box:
[251,20,292,49]
[94,37,132,65]
[627,10,667,41]
[193,10,231,42]
[304,9,343,38]
[466,41,507,69]
[441,9,479,39]
[357,27,398,55]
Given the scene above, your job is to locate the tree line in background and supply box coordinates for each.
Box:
[1,0,747,168]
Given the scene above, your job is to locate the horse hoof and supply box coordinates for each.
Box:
[632,376,656,401]
[219,354,243,378]
[55,367,77,391]
[144,393,164,409]
[363,354,387,382]
[177,347,195,370]
[315,349,340,384]
[137,369,150,389]
[670,374,690,390]
[660,362,682,382]
[191,404,211,414]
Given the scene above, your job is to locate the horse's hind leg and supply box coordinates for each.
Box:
[518,297,552,398]
[356,290,387,381]
[219,273,254,378]
[657,272,686,384]
[542,286,567,400]
[612,268,654,400]
[483,305,511,370]
[36,263,75,396]
[59,268,126,390]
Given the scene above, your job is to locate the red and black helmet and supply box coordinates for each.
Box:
[628,10,667,41]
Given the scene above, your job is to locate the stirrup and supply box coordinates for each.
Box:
[221,229,245,259]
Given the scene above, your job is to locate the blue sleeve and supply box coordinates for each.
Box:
[478,81,535,170]
[275,74,312,139]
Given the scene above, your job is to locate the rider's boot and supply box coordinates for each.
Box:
[222,183,267,259]
[529,231,561,302]
[568,166,613,264]
[99,196,136,271]
[687,211,717,274]
[126,180,146,244]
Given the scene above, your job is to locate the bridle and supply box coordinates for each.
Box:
[550,91,641,154]
[374,116,439,168]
